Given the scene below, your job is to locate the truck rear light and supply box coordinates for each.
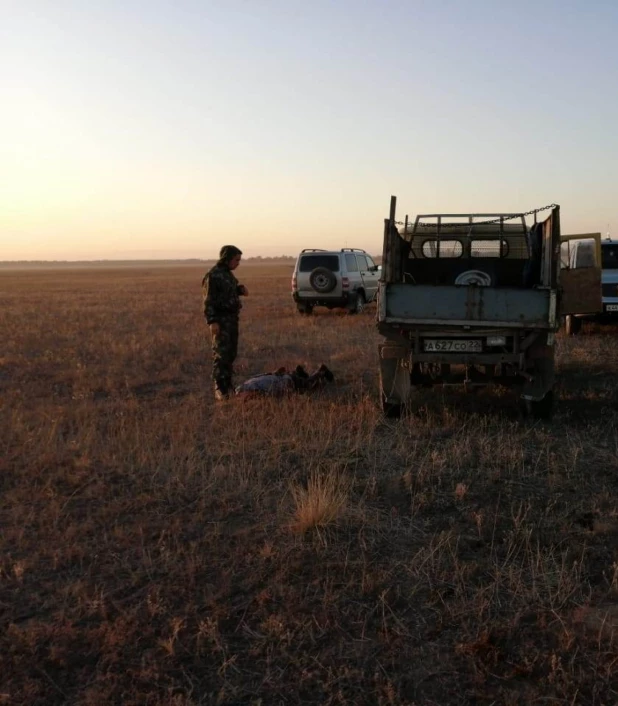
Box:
[292,273,297,291]
[342,277,350,289]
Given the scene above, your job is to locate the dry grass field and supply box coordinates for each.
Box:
[2,263,618,705]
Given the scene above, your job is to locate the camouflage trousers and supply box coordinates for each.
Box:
[211,317,239,396]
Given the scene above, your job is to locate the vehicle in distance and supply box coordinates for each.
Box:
[291,248,380,315]
[377,196,602,418]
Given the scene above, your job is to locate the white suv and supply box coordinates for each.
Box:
[291,248,380,314]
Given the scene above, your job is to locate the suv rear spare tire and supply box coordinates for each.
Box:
[309,267,337,294]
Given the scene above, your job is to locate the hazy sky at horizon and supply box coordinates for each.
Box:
[2,0,618,260]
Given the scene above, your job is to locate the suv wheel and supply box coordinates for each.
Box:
[309,267,337,294]
[349,291,365,315]
[297,303,313,315]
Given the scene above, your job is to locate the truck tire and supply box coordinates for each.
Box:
[527,389,555,420]
[309,267,337,294]
[565,315,581,336]
[522,352,556,420]
[383,400,403,418]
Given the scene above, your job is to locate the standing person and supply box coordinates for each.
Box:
[202,245,248,400]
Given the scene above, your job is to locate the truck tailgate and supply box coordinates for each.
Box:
[379,284,554,329]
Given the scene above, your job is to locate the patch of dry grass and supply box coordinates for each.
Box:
[290,470,350,532]
[1,264,618,704]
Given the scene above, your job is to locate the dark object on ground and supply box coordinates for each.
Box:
[234,364,334,398]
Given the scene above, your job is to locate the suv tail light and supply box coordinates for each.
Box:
[342,277,350,290]
[292,273,297,292]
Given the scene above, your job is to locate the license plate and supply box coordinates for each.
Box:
[606,304,618,312]
[423,339,482,352]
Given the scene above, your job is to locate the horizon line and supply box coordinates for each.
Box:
[0,255,298,265]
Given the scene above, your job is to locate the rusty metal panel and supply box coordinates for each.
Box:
[380,344,409,359]
[560,268,602,314]
[377,281,387,321]
[412,352,522,364]
[382,196,406,285]
[559,232,603,315]
[541,213,553,286]
[550,206,561,287]
[381,219,391,283]
[384,284,551,328]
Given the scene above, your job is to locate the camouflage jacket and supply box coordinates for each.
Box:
[202,264,243,324]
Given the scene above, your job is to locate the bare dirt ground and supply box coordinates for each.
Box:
[2,264,618,705]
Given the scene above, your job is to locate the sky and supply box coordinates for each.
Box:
[1,0,618,260]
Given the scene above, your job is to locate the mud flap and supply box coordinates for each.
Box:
[379,344,411,406]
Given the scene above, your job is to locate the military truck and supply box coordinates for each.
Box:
[377,196,602,418]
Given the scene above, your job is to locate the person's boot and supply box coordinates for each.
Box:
[214,380,230,401]
[317,364,334,382]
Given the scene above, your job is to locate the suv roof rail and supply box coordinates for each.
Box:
[300,248,328,253]
[341,248,367,253]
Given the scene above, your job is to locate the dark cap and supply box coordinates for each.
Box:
[219,245,243,263]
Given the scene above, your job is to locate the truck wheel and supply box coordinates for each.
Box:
[565,315,581,336]
[526,389,555,420]
[297,304,313,315]
[522,351,556,420]
[382,401,403,418]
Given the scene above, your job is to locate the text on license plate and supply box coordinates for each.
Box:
[423,339,482,352]
[606,304,618,312]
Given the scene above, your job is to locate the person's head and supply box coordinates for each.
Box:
[218,245,243,270]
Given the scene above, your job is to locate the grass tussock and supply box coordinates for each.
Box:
[290,470,350,532]
[1,264,618,705]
